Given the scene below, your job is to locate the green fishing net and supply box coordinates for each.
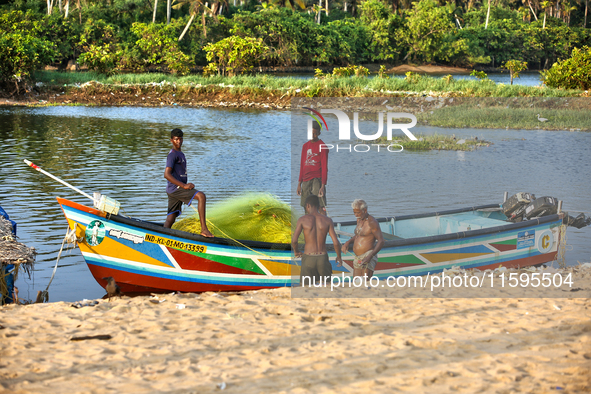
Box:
[173,193,296,243]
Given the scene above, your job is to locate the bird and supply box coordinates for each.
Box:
[537,114,548,122]
[102,277,121,301]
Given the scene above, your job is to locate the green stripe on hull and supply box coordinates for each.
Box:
[378,254,426,265]
[492,239,517,245]
[170,247,267,275]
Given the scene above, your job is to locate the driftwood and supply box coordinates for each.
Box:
[70,335,112,341]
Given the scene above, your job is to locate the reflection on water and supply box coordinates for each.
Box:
[0,106,291,302]
[1,105,589,302]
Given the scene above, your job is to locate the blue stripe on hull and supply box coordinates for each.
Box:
[84,256,292,287]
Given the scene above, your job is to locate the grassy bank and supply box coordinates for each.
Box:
[18,71,591,132]
[423,104,591,130]
[375,134,492,151]
[34,71,588,98]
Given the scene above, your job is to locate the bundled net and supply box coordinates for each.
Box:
[173,193,295,244]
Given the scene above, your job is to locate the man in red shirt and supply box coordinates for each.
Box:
[297,122,328,214]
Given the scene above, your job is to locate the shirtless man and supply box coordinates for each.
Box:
[341,199,384,279]
[291,195,342,286]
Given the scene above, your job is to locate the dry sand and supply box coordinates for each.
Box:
[2,274,591,393]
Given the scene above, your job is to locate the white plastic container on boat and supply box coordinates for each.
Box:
[93,193,121,215]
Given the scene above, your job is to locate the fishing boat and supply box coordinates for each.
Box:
[56,193,583,293]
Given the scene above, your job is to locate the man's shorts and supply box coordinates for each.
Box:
[353,249,378,271]
[300,178,327,207]
[167,187,198,215]
[300,253,332,286]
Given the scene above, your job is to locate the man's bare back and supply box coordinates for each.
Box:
[292,197,342,285]
[297,213,334,255]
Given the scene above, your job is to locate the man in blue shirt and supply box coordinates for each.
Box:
[164,128,213,237]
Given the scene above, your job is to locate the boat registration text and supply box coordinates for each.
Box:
[145,234,207,253]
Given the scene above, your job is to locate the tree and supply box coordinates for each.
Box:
[0,11,57,93]
[203,36,269,76]
[502,59,527,84]
[398,0,459,63]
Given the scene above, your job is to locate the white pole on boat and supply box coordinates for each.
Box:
[558,200,563,213]
[503,191,508,202]
[24,159,98,204]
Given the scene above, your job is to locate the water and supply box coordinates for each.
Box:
[1,105,590,302]
[273,72,544,86]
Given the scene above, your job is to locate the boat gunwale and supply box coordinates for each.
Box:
[58,198,565,252]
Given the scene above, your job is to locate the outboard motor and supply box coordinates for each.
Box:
[564,213,591,229]
[523,196,558,220]
[502,192,535,222]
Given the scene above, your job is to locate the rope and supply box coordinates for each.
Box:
[204,218,278,260]
[37,224,79,303]
[555,224,568,269]
[186,204,279,260]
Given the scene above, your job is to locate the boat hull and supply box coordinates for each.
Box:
[57,198,565,293]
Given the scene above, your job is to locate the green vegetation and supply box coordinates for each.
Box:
[34,70,586,98]
[1,0,590,93]
[0,11,57,92]
[542,46,591,90]
[502,60,528,85]
[203,36,268,76]
[423,104,591,131]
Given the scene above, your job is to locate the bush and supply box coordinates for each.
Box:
[502,60,527,85]
[130,23,194,75]
[398,0,462,63]
[542,46,591,90]
[77,19,122,74]
[78,43,122,75]
[203,36,268,76]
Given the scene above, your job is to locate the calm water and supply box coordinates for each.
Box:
[1,105,590,302]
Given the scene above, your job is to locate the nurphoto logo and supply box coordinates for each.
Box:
[304,107,418,153]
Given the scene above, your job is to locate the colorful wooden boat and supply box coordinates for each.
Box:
[57,197,567,293]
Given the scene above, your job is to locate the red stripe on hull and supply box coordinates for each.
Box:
[490,243,517,252]
[88,264,281,294]
[168,247,262,276]
[376,262,423,270]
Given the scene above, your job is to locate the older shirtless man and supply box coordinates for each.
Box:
[292,195,342,286]
[341,199,385,279]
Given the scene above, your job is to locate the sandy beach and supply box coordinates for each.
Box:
[2,267,591,394]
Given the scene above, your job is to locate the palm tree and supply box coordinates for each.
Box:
[175,0,227,39]
[485,0,492,28]
[541,0,550,27]
[167,0,172,24]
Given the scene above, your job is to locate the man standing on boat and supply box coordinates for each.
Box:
[163,128,213,237]
[292,195,342,286]
[342,199,384,279]
[297,121,328,215]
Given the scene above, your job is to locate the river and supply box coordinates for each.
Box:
[1,105,589,302]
